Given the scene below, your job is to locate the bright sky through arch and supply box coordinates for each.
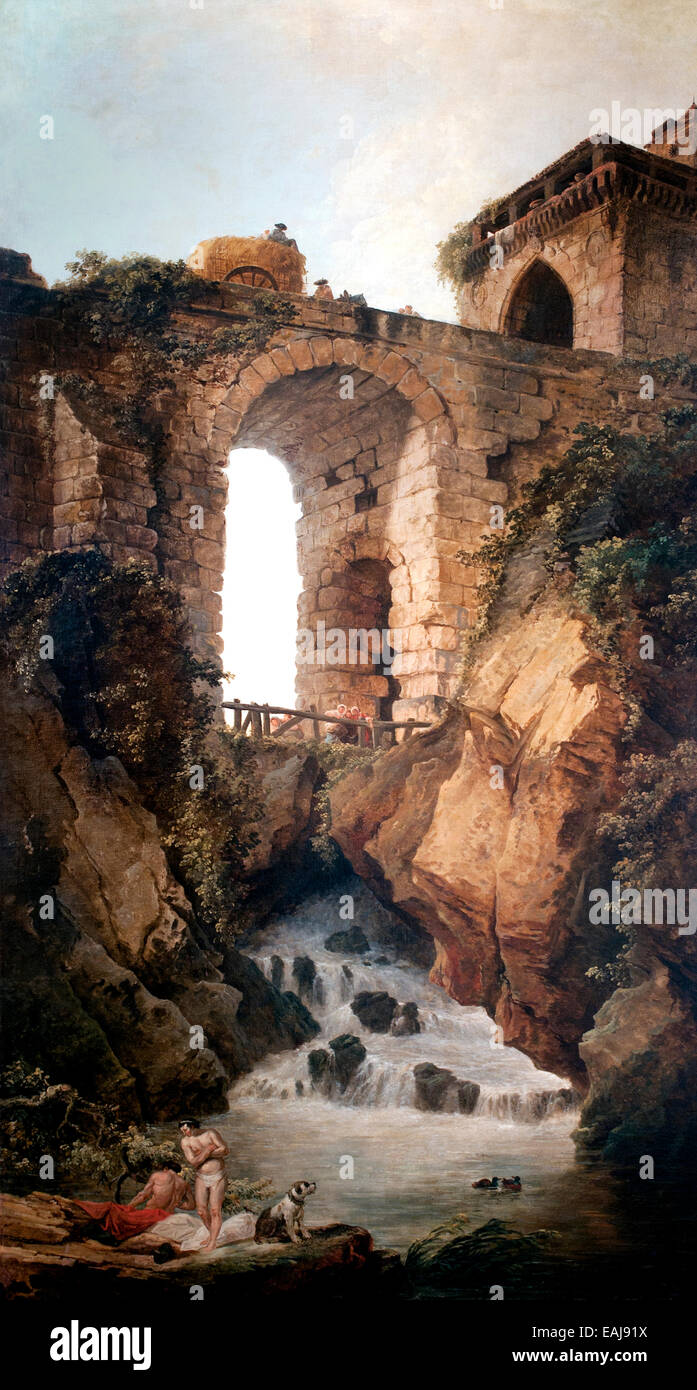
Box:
[221,449,302,714]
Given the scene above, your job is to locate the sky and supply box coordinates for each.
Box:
[2,0,693,702]
[221,450,301,706]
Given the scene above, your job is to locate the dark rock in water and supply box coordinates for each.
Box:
[457,1080,480,1114]
[324,925,370,955]
[295,1079,304,1097]
[351,991,397,1033]
[405,1216,559,1297]
[308,1048,333,1096]
[292,955,316,1000]
[390,1002,420,1036]
[308,1034,366,1096]
[270,955,285,990]
[217,948,321,1077]
[342,963,353,983]
[330,1033,367,1089]
[527,1087,577,1120]
[374,954,390,965]
[414,1063,460,1111]
[413,1063,480,1113]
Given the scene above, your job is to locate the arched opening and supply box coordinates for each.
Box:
[217,360,417,721]
[221,448,301,714]
[321,557,400,721]
[505,260,573,348]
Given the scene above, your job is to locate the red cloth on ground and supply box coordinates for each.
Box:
[76,1201,172,1241]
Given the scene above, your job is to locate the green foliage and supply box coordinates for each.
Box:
[621,352,697,392]
[457,410,697,689]
[307,739,378,872]
[435,221,474,289]
[223,1177,274,1215]
[0,549,262,938]
[0,1063,269,1210]
[598,741,697,890]
[586,741,697,987]
[0,1060,52,1099]
[54,251,296,448]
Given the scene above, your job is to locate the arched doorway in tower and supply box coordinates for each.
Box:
[504,260,573,348]
[220,448,301,716]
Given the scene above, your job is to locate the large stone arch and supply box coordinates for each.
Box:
[155,333,461,719]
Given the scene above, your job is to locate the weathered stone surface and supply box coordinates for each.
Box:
[350,990,397,1033]
[243,746,319,875]
[413,1063,480,1114]
[324,924,370,955]
[0,1192,402,1300]
[0,676,318,1118]
[2,264,686,722]
[329,550,697,1155]
[390,1001,421,1036]
[292,954,316,1001]
[308,1033,366,1096]
[330,560,627,1088]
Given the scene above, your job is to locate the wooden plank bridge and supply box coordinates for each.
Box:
[221,699,431,748]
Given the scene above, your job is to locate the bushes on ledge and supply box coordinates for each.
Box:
[0,549,262,939]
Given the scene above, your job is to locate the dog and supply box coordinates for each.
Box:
[254,1181,317,1244]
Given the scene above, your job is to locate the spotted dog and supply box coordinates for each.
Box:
[254,1181,317,1244]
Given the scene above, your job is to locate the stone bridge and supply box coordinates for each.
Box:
[0,261,684,720]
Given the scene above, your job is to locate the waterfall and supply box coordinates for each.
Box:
[232,889,578,1123]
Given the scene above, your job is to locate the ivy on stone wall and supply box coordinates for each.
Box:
[54,250,297,449]
[456,408,697,988]
[457,408,697,712]
[619,352,697,393]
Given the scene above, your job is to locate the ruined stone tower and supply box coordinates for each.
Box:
[458,118,697,357]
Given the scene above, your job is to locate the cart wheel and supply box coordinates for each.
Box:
[224,265,278,289]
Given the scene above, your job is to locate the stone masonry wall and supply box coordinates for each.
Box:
[622,203,697,358]
[1,265,690,723]
[458,204,625,355]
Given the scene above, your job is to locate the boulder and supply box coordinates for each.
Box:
[0,676,319,1121]
[390,1002,420,1036]
[351,991,397,1033]
[413,1063,480,1114]
[324,925,370,955]
[308,1034,366,1096]
[307,1048,333,1096]
[243,747,319,875]
[292,955,317,1001]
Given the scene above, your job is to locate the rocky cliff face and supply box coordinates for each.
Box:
[329,551,697,1160]
[0,679,318,1120]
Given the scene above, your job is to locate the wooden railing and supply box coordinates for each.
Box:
[221,700,431,748]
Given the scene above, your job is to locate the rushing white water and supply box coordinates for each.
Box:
[232,889,576,1122]
[218,889,580,1250]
